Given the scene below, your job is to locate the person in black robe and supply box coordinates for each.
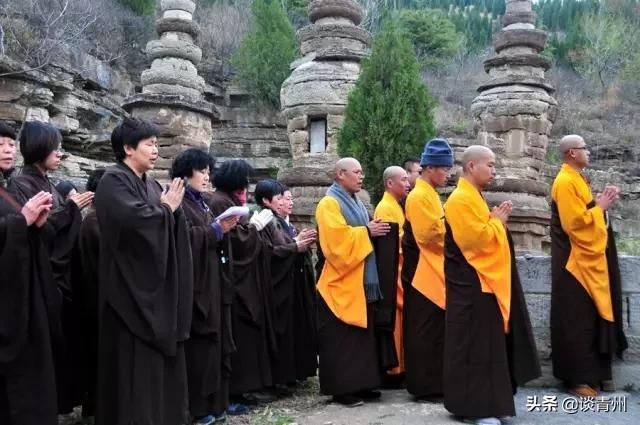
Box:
[1,122,58,425]
[70,168,106,419]
[93,118,194,425]
[280,187,318,381]
[204,160,277,412]
[7,121,94,414]
[170,149,239,424]
[255,180,316,392]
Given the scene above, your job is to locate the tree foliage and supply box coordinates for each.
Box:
[116,0,155,16]
[398,9,464,68]
[231,0,297,109]
[338,19,436,203]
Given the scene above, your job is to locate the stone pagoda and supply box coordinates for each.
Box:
[470,0,558,253]
[122,0,217,181]
[279,0,371,222]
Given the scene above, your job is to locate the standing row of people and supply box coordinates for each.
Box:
[0,118,319,425]
[314,137,627,425]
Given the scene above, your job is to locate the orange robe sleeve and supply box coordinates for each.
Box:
[406,179,446,309]
[551,164,612,321]
[316,196,373,328]
[444,177,512,332]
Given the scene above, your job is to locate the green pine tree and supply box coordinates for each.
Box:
[338,19,436,204]
[231,0,297,109]
[117,0,155,16]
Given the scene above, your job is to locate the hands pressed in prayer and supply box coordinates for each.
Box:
[367,218,390,237]
[21,191,53,226]
[69,191,95,210]
[491,200,513,225]
[217,216,239,234]
[596,185,619,211]
[161,178,185,212]
[295,228,317,252]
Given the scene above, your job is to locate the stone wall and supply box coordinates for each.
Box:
[209,85,291,180]
[518,255,640,388]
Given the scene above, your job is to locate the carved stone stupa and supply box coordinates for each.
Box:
[122,0,217,181]
[471,0,558,253]
[278,0,371,222]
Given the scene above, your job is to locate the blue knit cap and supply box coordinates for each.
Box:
[420,138,453,167]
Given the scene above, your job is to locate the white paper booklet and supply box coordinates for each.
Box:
[215,206,250,221]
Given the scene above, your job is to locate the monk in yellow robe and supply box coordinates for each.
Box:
[315,157,390,407]
[403,139,452,400]
[374,166,410,383]
[443,146,540,425]
[550,134,627,397]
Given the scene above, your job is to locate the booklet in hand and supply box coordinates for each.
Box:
[215,206,250,222]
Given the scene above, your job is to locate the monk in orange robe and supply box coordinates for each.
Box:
[403,159,422,191]
[403,139,452,400]
[315,157,390,407]
[374,166,410,384]
[550,134,627,397]
[443,146,539,425]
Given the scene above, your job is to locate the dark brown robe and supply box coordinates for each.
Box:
[292,249,318,380]
[71,209,100,417]
[373,223,400,371]
[443,222,540,418]
[0,187,58,425]
[316,224,399,396]
[94,162,193,425]
[8,165,83,413]
[204,191,275,395]
[402,219,445,397]
[181,192,227,417]
[262,216,299,386]
[550,201,628,386]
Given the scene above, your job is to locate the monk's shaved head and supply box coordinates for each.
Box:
[335,157,364,194]
[462,145,493,171]
[335,157,360,175]
[559,135,584,154]
[382,166,405,183]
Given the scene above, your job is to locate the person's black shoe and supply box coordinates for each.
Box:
[382,373,405,389]
[332,394,364,407]
[355,390,382,401]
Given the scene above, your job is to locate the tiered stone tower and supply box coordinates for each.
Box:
[471,0,558,253]
[279,0,371,222]
[123,0,217,180]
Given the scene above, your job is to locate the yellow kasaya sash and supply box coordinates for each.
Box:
[444,177,512,332]
[405,179,446,309]
[551,163,612,322]
[316,196,373,328]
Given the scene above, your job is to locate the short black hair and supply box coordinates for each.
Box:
[55,181,77,198]
[111,117,159,161]
[254,179,284,207]
[86,168,106,192]
[19,121,62,165]
[403,158,420,171]
[0,122,16,140]
[170,148,216,179]
[280,184,290,192]
[213,159,253,193]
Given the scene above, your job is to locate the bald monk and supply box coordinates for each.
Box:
[403,139,452,400]
[374,166,410,383]
[315,157,391,407]
[443,145,539,425]
[550,135,627,397]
